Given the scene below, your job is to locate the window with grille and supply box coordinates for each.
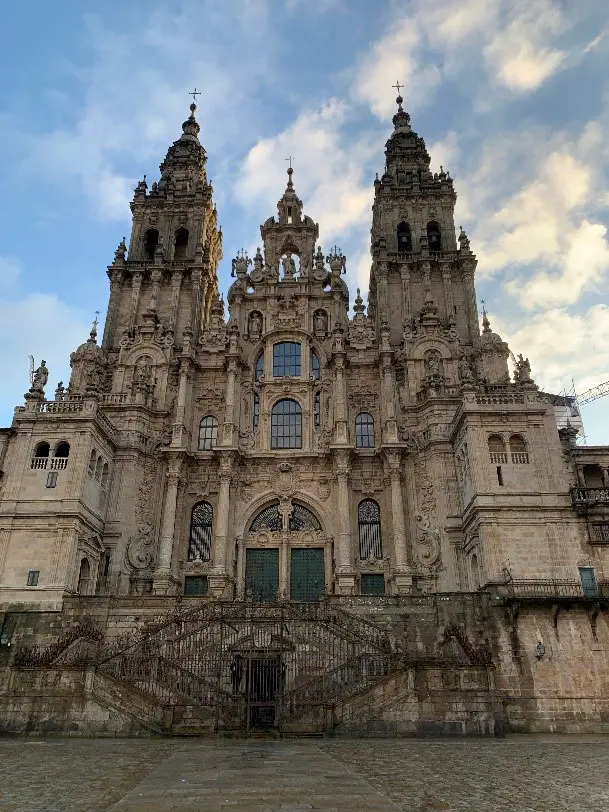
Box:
[355,412,375,448]
[255,352,265,381]
[273,342,301,377]
[184,575,208,596]
[358,499,382,559]
[250,503,282,532]
[271,399,302,449]
[253,392,260,430]
[198,416,218,450]
[311,351,320,379]
[289,504,321,531]
[361,574,385,595]
[188,501,213,561]
[314,392,321,428]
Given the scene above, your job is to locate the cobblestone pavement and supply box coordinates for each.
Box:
[0,737,608,812]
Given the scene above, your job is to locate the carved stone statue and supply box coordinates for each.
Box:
[514,354,532,384]
[249,311,263,338]
[282,252,297,280]
[314,310,328,334]
[31,360,49,394]
[458,356,474,385]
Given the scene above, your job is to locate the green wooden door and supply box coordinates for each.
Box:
[290,548,325,602]
[245,549,279,602]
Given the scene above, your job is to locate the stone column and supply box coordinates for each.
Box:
[103,268,124,347]
[169,270,183,331]
[331,327,348,444]
[379,323,398,443]
[153,461,182,594]
[375,261,389,320]
[222,329,239,447]
[128,271,143,331]
[385,450,412,594]
[441,263,455,319]
[461,266,479,345]
[209,453,235,596]
[334,450,355,594]
[400,264,412,326]
[190,269,202,342]
[171,361,191,448]
[236,534,246,600]
[149,268,162,313]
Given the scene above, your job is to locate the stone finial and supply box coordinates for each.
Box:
[113,238,127,264]
[353,288,365,315]
[326,246,346,275]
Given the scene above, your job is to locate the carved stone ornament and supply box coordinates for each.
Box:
[348,384,378,410]
[317,478,331,501]
[126,522,155,571]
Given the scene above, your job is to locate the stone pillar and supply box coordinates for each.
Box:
[209,453,235,596]
[149,268,162,313]
[334,450,355,594]
[190,269,202,342]
[128,271,143,331]
[103,268,124,347]
[400,264,411,325]
[462,267,479,345]
[379,323,398,443]
[169,270,183,331]
[375,261,389,319]
[171,361,191,448]
[441,263,455,320]
[385,451,412,594]
[236,534,246,600]
[153,461,182,594]
[222,329,239,447]
[332,327,349,444]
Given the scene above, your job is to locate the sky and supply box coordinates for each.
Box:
[0,0,608,442]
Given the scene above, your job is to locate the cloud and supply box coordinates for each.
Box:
[0,256,21,290]
[0,293,89,425]
[237,99,377,290]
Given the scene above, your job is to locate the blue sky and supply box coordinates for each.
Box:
[1,0,608,442]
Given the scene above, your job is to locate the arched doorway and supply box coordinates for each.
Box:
[242,500,327,602]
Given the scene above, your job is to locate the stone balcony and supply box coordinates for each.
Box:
[571,487,609,512]
[490,579,609,602]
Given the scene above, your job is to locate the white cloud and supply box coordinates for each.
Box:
[237,100,377,290]
[0,256,21,290]
[0,293,89,426]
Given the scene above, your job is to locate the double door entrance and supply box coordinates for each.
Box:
[245,548,325,602]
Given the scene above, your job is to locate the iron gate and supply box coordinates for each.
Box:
[98,602,397,734]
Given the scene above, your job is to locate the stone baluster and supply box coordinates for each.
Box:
[153,461,182,593]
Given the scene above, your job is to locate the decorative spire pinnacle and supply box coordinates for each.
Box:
[481,300,491,333]
[353,288,366,314]
[391,80,411,132]
[88,311,100,344]
[285,157,295,191]
[181,89,201,140]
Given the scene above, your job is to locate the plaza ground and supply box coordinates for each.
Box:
[0,736,608,811]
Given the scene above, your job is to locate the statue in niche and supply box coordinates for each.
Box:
[314,310,328,334]
[458,355,474,385]
[425,351,443,377]
[282,252,297,280]
[249,311,262,338]
[31,360,49,394]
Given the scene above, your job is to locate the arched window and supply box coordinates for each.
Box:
[95,456,103,481]
[358,500,382,560]
[289,503,321,531]
[355,413,375,448]
[397,221,412,252]
[77,557,91,595]
[198,416,219,450]
[174,227,189,260]
[427,221,441,251]
[251,502,282,532]
[188,501,213,561]
[88,449,96,476]
[311,351,321,380]
[101,463,109,489]
[273,342,301,377]
[144,228,159,261]
[271,399,302,449]
[488,435,507,464]
[255,352,265,381]
[31,441,50,470]
[51,441,71,470]
[250,502,321,532]
[509,434,529,463]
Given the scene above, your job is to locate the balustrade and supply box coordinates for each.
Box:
[571,487,609,508]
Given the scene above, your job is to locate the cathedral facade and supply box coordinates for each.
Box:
[1,96,608,736]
